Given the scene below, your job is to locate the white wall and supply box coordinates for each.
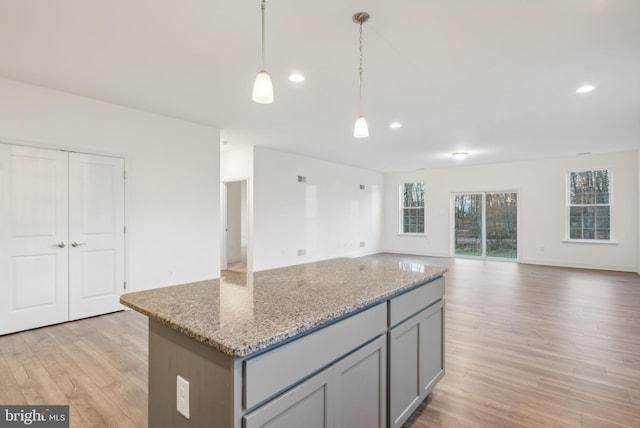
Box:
[384,151,638,272]
[252,147,384,271]
[0,77,220,291]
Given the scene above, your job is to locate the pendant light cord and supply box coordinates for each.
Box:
[358,21,364,116]
[261,0,266,70]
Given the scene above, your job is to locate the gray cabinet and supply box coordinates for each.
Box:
[144,276,444,428]
[389,299,445,428]
[243,368,334,428]
[244,335,387,428]
[420,301,445,397]
[388,311,422,428]
[334,336,387,428]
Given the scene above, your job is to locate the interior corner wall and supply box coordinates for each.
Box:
[0,77,221,291]
[383,151,638,272]
[252,147,384,271]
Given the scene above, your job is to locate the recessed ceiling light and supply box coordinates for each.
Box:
[288,73,305,83]
[452,152,468,160]
[389,122,402,129]
[576,84,595,94]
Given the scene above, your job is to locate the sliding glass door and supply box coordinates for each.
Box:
[453,192,518,259]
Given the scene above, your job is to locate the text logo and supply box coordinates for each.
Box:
[0,406,69,428]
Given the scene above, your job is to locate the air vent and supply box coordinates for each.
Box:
[359,184,365,190]
[297,176,306,183]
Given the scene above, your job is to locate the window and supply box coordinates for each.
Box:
[568,169,611,240]
[400,182,425,234]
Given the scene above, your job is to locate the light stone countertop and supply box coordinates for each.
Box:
[120,257,447,357]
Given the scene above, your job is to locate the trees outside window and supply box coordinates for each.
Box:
[568,170,611,240]
[401,182,425,234]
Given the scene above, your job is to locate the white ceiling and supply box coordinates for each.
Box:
[1,0,638,172]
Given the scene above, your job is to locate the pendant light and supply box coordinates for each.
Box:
[252,0,274,104]
[353,12,370,138]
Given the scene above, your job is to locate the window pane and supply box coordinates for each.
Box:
[401,182,425,233]
[570,228,582,239]
[570,170,609,205]
[568,170,610,240]
[486,192,518,259]
[454,194,482,256]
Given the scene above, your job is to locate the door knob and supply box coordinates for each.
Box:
[71,241,87,247]
[53,242,66,248]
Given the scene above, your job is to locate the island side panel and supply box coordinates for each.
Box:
[148,319,241,428]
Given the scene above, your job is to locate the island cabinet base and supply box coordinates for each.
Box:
[145,276,445,428]
[148,319,243,428]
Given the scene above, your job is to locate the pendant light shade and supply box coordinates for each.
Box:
[353,12,370,138]
[252,70,274,104]
[253,0,274,104]
[354,116,369,138]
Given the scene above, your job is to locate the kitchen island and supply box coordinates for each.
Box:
[120,257,447,428]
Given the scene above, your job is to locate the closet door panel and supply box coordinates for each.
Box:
[0,144,69,335]
[68,153,125,320]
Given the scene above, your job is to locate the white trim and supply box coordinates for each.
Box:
[561,239,619,245]
[565,168,613,241]
[398,181,426,234]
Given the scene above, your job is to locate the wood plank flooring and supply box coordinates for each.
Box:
[1,255,639,427]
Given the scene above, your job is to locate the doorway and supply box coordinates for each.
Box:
[222,179,248,272]
[452,191,518,259]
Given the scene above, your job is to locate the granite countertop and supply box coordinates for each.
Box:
[120,257,447,358]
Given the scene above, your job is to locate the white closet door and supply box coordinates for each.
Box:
[68,153,125,321]
[0,144,70,335]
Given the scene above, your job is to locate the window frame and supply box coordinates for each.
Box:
[399,181,426,235]
[566,168,612,242]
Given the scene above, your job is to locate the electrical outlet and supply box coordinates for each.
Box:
[177,375,190,419]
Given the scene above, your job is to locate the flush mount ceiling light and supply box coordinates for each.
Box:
[252,0,274,104]
[389,122,402,129]
[452,152,468,160]
[353,12,370,139]
[288,73,305,83]
[576,84,595,94]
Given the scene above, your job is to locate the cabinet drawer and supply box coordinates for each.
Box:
[244,303,387,410]
[389,277,444,328]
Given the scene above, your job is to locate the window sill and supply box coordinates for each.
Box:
[562,239,619,245]
[397,233,427,237]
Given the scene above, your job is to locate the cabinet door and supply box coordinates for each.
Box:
[388,311,422,428]
[420,300,445,397]
[334,335,386,428]
[243,368,334,428]
[0,144,69,335]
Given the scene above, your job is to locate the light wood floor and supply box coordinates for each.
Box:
[1,255,639,427]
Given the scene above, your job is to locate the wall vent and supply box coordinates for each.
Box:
[359,184,365,190]
[297,176,307,183]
